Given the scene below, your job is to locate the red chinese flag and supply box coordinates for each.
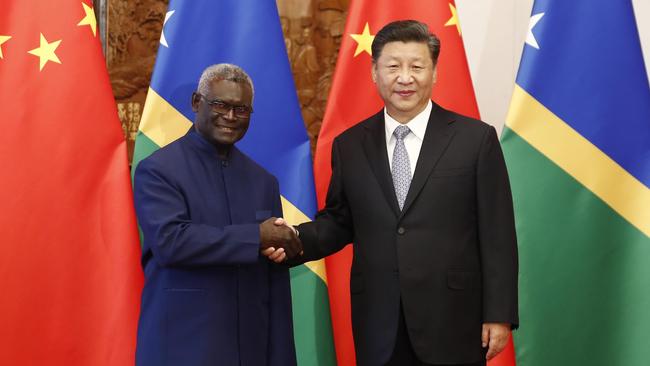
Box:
[0,1,143,364]
[315,1,515,365]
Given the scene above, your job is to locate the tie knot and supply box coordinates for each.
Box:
[393,125,411,140]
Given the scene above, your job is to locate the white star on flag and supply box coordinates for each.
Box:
[526,12,545,49]
[160,10,176,48]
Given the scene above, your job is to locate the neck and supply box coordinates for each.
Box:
[195,126,232,159]
[216,145,231,160]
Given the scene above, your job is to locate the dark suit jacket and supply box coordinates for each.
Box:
[297,103,518,365]
[133,129,296,366]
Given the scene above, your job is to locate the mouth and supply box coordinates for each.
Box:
[216,125,238,133]
[395,90,415,98]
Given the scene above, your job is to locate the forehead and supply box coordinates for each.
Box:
[377,41,431,63]
[206,79,252,102]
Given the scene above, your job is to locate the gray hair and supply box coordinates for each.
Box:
[197,63,255,102]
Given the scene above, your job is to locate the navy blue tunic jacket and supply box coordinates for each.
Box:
[133,129,296,366]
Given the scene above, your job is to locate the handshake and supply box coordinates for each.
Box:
[259,217,302,263]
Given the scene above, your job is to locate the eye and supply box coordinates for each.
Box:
[212,100,228,108]
[234,106,249,114]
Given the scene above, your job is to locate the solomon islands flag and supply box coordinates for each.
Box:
[501,1,650,365]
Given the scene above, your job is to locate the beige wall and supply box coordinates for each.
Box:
[455,0,650,135]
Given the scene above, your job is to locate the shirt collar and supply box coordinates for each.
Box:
[384,100,432,142]
[187,127,238,161]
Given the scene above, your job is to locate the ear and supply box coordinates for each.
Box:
[371,63,377,83]
[191,92,201,112]
[432,66,438,84]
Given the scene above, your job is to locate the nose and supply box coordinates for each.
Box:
[222,108,236,120]
[396,67,413,84]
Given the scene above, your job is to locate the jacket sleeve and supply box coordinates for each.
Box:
[476,126,519,328]
[133,158,260,267]
[295,137,354,263]
[267,179,298,366]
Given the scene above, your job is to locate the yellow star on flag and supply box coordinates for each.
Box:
[28,33,62,71]
[77,2,97,36]
[0,35,11,59]
[444,3,462,36]
[350,22,375,57]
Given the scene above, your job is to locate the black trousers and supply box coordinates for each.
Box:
[384,303,486,366]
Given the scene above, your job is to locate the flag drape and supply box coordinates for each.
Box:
[0,1,143,364]
[502,1,650,364]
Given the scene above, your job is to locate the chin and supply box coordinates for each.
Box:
[215,139,235,146]
[217,136,241,146]
[394,104,418,113]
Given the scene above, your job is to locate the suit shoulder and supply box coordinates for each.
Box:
[445,108,491,132]
[135,135,188,173]
[439,107,495,144]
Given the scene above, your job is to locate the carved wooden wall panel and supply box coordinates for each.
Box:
[105,0,167,162]
[103,0,349,160]
[278,0,349,154]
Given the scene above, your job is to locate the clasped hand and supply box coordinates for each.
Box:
[259,217,302,262]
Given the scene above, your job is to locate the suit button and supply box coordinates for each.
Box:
[397,227,405,235]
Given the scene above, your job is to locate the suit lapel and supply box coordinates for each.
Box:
[362,111,401,217]
[400,103,456,218]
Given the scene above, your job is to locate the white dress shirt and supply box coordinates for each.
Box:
[384,101,432,178]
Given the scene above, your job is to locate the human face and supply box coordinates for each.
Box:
[191,79,253,149]
[371,41,436,123]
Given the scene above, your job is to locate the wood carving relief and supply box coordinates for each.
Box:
[106,0,167,161]
[278,0,348,153]
[104,0,348,160]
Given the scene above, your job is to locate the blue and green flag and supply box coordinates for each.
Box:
[132,1,336,364]
[501,1,650,364]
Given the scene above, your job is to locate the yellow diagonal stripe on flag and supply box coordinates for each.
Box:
[506,85,650,237]
[140,87,193,147]
[281,196,328,284]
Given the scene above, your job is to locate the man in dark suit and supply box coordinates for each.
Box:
[133,63,301,366]
[278,20,518,366]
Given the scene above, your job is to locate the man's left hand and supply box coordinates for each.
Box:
[482,322,510,360]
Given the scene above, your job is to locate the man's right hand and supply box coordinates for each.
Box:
[259,217,302,259]
[261,247,286,263]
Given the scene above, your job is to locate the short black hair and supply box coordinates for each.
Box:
[371,20,441,65]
